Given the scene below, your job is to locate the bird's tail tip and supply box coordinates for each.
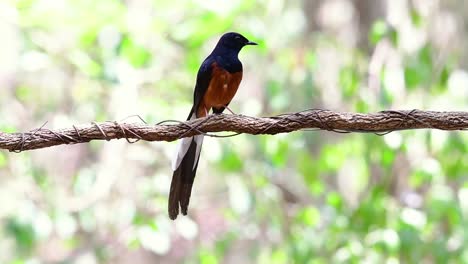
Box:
[168,173,194,220]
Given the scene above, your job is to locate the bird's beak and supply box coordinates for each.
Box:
[245,41,258,46]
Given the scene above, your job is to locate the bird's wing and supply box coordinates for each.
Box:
[190,56,216,119]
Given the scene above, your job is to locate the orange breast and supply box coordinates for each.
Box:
[197,62,243,117]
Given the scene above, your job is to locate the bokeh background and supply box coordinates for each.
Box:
[0,0,467,263]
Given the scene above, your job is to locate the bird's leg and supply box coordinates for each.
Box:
[224,105,236,115]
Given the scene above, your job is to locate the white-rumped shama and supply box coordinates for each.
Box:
[169,32,257,219]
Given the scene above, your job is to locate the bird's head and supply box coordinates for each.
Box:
[217,32,257,52]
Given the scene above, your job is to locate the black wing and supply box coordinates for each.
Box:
[189,56,215,119]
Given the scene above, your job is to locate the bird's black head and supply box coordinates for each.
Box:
[216,32,257,52]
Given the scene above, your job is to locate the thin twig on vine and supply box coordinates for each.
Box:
[0,109,467,152]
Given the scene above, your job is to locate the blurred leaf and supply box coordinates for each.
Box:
[0,124,17,133]
[380,146,396,167]
[409,170,432,188]
[266,80,282,98]
[69,51,103,77]
[306,51,317,69]
[214,233,236,259]
[267,80,290,111]
[15,86,33,103]
[355,99,369,112]
[319,144,347,172]
[398,224,423,262]
[270,139,289,168]
[389,27,399,46]
[32,168,49,189]
[219,148,243,172]
[296,207,320,227]
[410,9,423,27]
[404,45,433,89]
[271,249,288,264]
[369,20,388,45]
[199,249,218,264]
[428,187,461,227]
[6,218,36,253]
[0,153,6,168]
[132,212,154,227]
[380,82,394,106]
[127,238,140,250]
[15,0,35,10]
[297,152,321,195]
[351,186,388,231]
[404,67,423,88]
[119,36,151,67]
[437,65,450,88]
[339,66,360,98]
[327,192,343,209]
[172,12,233,48]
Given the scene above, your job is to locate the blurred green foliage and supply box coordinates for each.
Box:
[0,0,467,263]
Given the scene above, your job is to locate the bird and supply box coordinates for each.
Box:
[169,32,257,220]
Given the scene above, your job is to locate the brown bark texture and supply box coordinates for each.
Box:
[0,109,466,152]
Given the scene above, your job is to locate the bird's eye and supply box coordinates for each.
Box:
[235,36,241,39]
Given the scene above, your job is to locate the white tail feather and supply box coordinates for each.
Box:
[171,137,193,171]
[171,111,204,171]
[192,135,204,170]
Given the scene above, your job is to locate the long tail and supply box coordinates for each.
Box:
[168,110,204,220]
